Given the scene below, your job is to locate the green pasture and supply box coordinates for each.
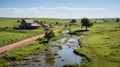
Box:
[0,18,120,67]
[73,20,120,67]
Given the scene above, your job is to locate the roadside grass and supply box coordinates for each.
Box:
[0,40,47,67]
[0,28,44,47]
[4,41,46,60]
[0,58,7,67]
[73,21,120,67]
[0,25,63,67]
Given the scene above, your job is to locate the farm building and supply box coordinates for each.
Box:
[19,19,41,29]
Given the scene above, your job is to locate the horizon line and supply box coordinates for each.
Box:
[0,16,120,19]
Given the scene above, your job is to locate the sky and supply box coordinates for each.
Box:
[0,0,120,18]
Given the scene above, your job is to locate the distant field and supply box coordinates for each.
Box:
[0,18,70,27]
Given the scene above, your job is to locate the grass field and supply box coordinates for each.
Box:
[0,18,120,67]
[0,18,70,46]
[0,40,47,67]
[0,27,63,67]
[73,20,120,67]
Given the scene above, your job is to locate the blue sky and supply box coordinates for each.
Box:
[0,0,120,18]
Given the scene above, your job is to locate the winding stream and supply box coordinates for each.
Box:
[11,30,83,67]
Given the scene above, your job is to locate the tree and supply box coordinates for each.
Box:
[17,20,20,22]
[116,18,120,22]
[70,19,77,25]
[81,18,93,30]
[44,30,55,43]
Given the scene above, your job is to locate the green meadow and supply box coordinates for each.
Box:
[73,19,120,67]
[0,18,120,67]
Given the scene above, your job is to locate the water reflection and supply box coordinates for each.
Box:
[10,34,83,67]
[45,52,55,66]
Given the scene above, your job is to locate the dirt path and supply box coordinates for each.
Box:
[0,30,58,57]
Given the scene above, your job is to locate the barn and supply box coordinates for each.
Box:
[19,19,41,29]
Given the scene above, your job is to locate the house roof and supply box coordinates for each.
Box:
[31,23,41,26]
[24,20,36,23]
[23,19,41,26]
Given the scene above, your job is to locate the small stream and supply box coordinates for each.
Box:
[11,30,83,67]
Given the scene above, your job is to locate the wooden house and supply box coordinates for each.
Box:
[19,19,41,29]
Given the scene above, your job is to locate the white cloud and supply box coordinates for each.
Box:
[0,7,106,13]
[58,7,106,11]
[0,7,58,13]
[0,7,108,18]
